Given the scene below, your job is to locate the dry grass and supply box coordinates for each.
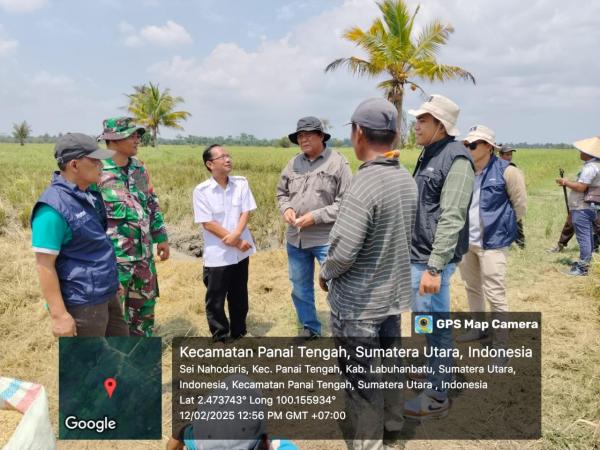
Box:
[1,232,599,449]
[1,145,599,449]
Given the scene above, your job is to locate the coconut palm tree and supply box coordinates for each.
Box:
[12,121,32,146]
[325,0,475,146]
[126,82,191,147]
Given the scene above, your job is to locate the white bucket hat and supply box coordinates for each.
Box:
[574,136,600,159]
[463,124,500,149]
[408,94,460,136]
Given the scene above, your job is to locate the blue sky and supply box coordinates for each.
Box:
[1,0,599,143]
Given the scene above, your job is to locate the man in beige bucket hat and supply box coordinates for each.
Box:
[456,125,527,349]
[555,136,600,276]
[403,95,475,419]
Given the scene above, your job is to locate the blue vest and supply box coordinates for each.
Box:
[32,173,119,307]
[479,155,517,249]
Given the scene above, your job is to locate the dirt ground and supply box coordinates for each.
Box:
[1,236,599,449]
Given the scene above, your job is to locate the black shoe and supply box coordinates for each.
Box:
[299,328,320,340]
[213,336,234,345]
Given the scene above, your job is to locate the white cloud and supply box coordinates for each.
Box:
[146,0,382,138]
[0,25,18,57]
[147,0,600,142]
[0,0,47,13]
[30,70,77,92]
[0,69,121,135]
[120,20,193,48]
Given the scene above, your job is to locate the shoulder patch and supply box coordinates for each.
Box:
[194,180,212,191]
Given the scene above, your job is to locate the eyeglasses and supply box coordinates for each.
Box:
[465,141,484,150]
[210,154,232,161]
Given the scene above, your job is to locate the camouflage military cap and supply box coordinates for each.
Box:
[98,117,146,142]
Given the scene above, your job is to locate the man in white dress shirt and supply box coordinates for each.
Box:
[192,144,257,342]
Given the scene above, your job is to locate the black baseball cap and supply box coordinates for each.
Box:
[350,98,398,131]
[499,144,517,153]
[55,133,115,164]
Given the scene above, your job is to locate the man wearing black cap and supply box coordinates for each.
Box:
[276,117,352,339]
[319,98,417,446]
[31,133,128,337]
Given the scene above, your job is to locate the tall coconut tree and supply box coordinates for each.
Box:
[12,121,32,146]
[325,0,475,146]
[126,82,191,147]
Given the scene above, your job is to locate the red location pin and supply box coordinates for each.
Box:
[104,378,117,399]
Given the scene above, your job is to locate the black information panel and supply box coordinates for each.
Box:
[172,313,541,441]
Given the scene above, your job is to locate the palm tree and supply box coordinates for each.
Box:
[320,118,332,132]
[325,0,475,146]
[12,121,32,146]
[126,82,191,147]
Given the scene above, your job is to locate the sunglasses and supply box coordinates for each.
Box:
[465,141,484,150]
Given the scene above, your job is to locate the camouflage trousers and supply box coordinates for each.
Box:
[117,258,159,337]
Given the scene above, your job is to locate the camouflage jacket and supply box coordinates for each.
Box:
[95,157,168,263]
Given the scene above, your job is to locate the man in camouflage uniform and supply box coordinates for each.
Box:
[96,117,169,336]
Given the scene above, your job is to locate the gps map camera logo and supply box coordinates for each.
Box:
[414,315,433,334]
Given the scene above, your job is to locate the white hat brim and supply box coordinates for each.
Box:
[463,135,500,149]
[407,108,460,137]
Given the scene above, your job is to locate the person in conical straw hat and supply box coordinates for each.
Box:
[455,125,527,350]
[555,136,600,276]
[403,94,475,420]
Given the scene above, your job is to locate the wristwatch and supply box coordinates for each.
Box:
[426,265,442,276]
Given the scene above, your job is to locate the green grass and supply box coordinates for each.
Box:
[0,143,582,246]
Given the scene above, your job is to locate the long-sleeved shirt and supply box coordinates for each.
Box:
[427,157,474,269]
[96,157,167,263]
[276,147,352,248]
[504,165,527,219]
[320,156,417,320]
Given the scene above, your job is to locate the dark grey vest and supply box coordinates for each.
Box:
[411,137,474,264]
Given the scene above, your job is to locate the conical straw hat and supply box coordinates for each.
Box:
[573,137,600,159]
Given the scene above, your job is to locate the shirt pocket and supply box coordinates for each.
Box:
[481,179,505,198]
[230,191,243,218]
[104,199,127,219]
[417,169,443,209]
[287,174,306,196]
[315,172,337,200]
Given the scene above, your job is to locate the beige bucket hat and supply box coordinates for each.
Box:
[408,94,460,136]
[574,136,600,159]
[463,124,501,149]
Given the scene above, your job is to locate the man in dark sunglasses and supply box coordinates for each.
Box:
[456,125,527,350]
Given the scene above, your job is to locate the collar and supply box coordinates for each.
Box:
[359,155,399,171]
[208,176,230,190]
[301,146,330,162]
[103,157,138,170]
[476,153,497,176]
[52,171,90,194]
[424,135,454,153]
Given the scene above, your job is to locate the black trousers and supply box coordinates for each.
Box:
[202,257,249,341]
